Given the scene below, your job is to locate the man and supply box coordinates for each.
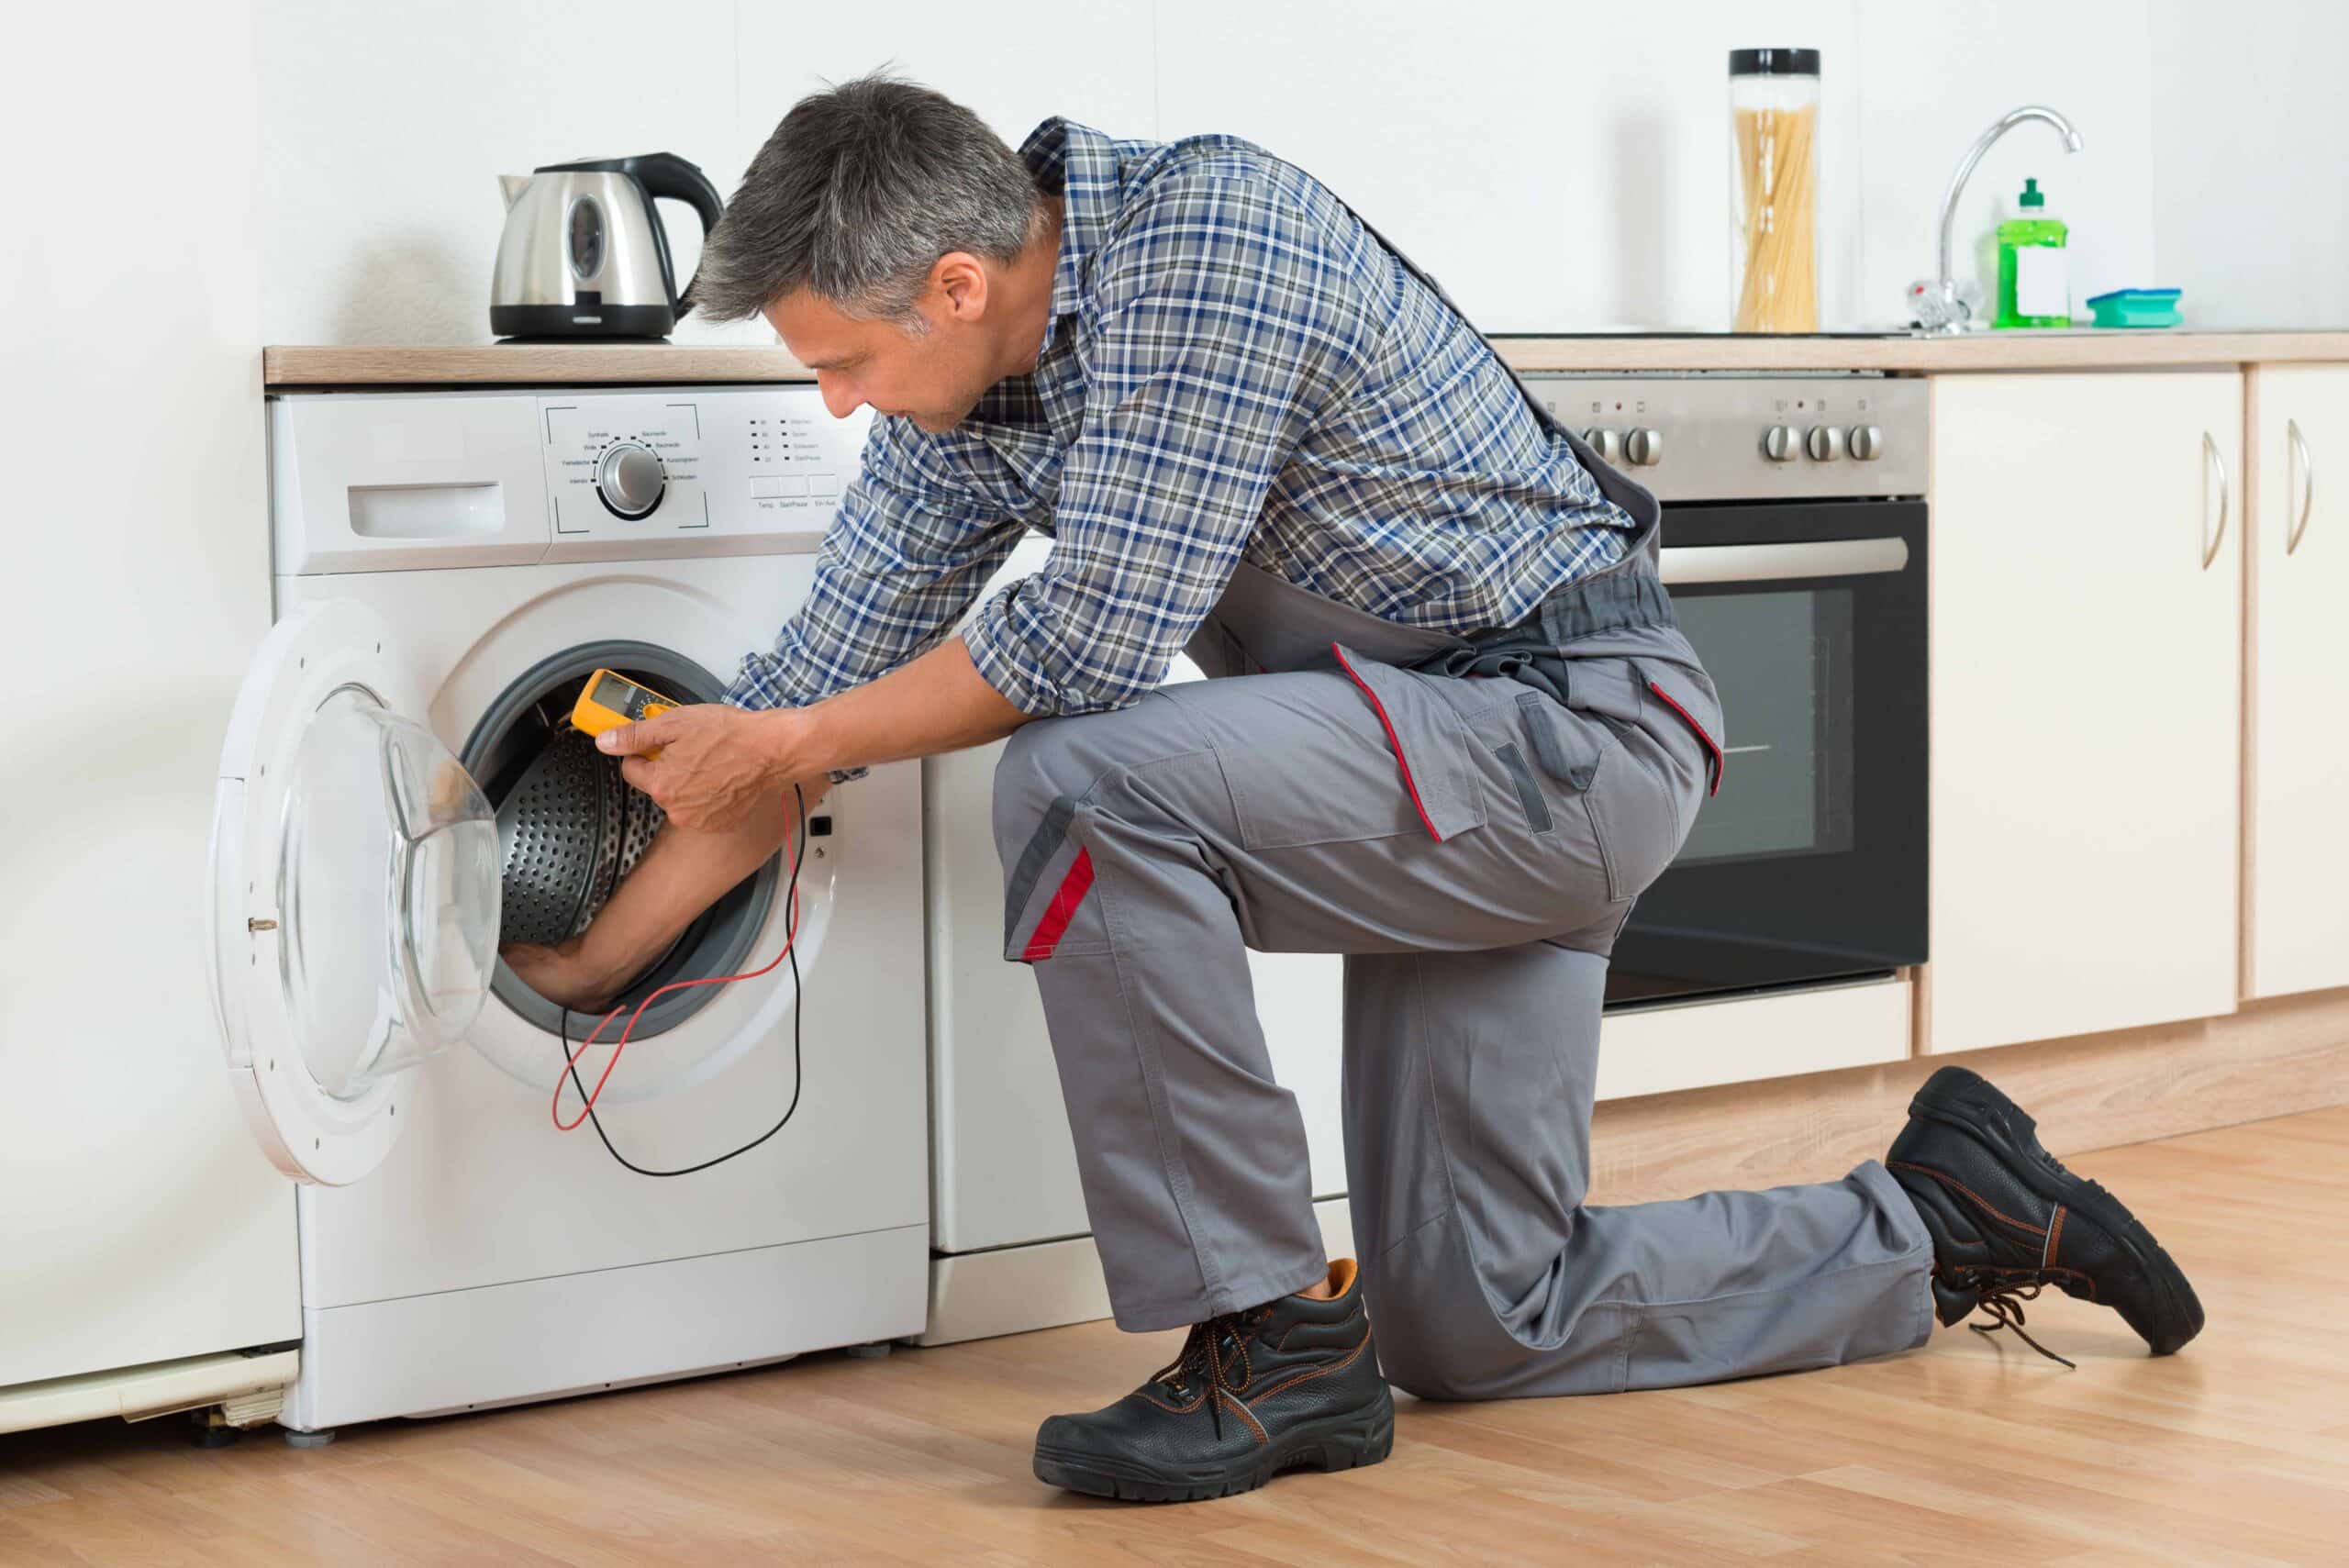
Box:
[505,75,2202,1503]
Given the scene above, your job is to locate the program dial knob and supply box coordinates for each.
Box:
[1806,425,1845,462]
[596,441,666,519]
[1624,428,1664,466]
[1848,424,1886,462]
[1581,427,1623,463]
[1763,425,1800,462]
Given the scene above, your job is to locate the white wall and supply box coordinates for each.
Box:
[258,0,2349,342]
[2148,0,2349,328]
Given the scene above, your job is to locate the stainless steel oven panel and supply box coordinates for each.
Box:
[1524,374,1928,503]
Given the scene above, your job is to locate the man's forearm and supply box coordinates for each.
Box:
[571,786,805,997]
[786,634,1034,776]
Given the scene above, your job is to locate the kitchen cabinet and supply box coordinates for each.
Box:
[2245,364,2349,999]
[1928,372,2241,1052]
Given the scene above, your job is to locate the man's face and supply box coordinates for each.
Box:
[767,276,1001,434]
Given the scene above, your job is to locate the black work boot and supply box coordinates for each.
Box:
[1031,1260,1395,1502]
[1887,1065,2204,1365]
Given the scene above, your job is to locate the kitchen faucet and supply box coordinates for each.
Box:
[1909,106,2084,332]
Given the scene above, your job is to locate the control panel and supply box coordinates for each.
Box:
[269,385,876,575]
[538,387,872,558]
[1529,374,1928,503]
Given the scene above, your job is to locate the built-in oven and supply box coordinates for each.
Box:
[1528,373,1930,1007]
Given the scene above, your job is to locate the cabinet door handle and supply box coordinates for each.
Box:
[2202,430,2230,572]
[2288,417,2316,556]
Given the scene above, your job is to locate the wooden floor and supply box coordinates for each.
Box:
[6,1106,2346,1566]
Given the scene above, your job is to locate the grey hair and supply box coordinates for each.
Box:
[691,71,1048,327]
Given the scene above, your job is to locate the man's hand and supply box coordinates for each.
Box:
[596,703,803,831]
[595,640,1030,828]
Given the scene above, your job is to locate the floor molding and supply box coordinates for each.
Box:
[1586,984,2349,1207]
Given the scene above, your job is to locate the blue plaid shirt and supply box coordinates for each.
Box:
[726,117,1632,731]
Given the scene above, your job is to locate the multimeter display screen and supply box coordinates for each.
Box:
[593,673,658,720]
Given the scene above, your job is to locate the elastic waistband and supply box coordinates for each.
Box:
[1410,564,1679,700]
[1523,565,1675,646]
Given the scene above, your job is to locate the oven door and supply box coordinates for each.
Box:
[1607,500,1927,1006]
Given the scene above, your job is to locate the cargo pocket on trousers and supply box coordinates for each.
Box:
[1327,643,1488,844]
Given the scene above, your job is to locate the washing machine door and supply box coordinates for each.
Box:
[208,601,502,1184]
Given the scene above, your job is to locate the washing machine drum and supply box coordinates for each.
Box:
[464,646,787,1062]
[495,728,667,947]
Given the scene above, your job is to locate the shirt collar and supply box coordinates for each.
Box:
[1019,117,1119,357]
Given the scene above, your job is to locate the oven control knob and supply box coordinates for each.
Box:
[1581,427,1623,463]
[1848,424,1885,462]
[596,441,666,519]
[1805,425,1845,462]
[1763,425,1800,462]
[1624,428,1664,466]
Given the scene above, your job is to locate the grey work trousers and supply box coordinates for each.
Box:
[994,644,1934,1398]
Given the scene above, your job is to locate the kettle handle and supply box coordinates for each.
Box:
[617,153,727,318]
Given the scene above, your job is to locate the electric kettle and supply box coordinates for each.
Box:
[490,152,725,339]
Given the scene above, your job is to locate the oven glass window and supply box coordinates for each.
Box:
[1672,587,1855,864]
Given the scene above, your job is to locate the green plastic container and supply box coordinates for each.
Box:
[1994,178,2069,328]
[2086,288,2184,328]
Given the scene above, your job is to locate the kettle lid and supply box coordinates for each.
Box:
[536,154,660,175]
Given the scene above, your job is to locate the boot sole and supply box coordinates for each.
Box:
[1909,1065,2205,1355]
[1032,1387,1395,1503]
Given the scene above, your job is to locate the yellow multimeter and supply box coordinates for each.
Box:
[571,669,682,758]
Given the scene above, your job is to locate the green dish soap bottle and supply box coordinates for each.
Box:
[1994,177,2069,328]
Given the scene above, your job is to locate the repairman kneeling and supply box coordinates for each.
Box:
[503,73,2204,1505]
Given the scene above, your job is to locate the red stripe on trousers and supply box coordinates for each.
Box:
[1330,643,1442,840]
[1020,849,1096,962]
[1645,680,1724,796]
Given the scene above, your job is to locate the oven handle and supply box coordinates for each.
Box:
[1659,538,1910,585]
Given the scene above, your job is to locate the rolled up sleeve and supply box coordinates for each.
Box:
[727,418,1028,779]
[959,175,1367,717]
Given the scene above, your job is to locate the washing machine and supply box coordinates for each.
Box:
[213,384,927,1437]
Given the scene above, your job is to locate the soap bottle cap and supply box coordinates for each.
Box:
[2020,177,2045,209]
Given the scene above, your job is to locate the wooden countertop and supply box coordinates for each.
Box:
[263,330,2349,387]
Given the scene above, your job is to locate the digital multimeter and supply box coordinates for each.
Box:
[571,670,682,757]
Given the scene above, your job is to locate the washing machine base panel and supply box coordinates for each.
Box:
[283,1222,927,1431]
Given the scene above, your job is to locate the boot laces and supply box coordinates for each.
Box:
[1152,1307,1264,1437]
[1952,1269,2076,1370]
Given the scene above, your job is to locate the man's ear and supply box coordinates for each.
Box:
[933,251,989,320]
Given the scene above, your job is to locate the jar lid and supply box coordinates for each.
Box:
[1729,48,1820,76]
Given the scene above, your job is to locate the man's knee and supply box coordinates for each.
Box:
[990,695,1206,865]
[1364,1280,1497,1402]
[991,717,1090,867]
[1358,1214,1592,1402]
